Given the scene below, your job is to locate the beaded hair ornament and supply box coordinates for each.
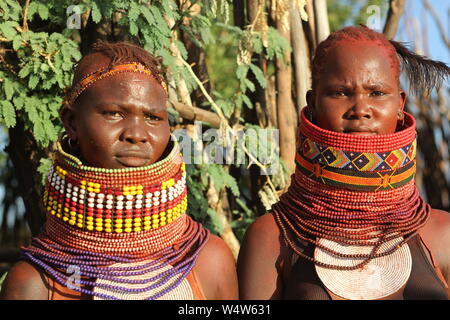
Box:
[22,139,210,300]
[67,62,168,106]
[272,106,430,299]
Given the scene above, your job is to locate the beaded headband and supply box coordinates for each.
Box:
[296,107,417,191]
[67,62,168,106]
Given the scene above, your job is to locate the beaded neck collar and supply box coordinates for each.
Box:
[272,107,429,273]
[296,107,417,191]
[22,138,210,300]
[272,108,430,299]
[44,138,187,234]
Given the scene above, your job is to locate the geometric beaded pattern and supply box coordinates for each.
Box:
[43,141,187,234]
[296,134,417,192]
[299,136,416,172]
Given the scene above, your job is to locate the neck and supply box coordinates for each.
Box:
[21,138,210,300]
[271,108,430,269]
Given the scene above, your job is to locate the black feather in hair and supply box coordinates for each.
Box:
[390,40,450,96]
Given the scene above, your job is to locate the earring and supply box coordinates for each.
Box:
[68,137,77,149]
[397,111,405,128]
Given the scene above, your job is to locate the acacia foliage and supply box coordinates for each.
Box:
[0,0,289,239]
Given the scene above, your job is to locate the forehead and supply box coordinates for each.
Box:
[318,42,400,85]
[73,54,167,111]
[91,72,167,107]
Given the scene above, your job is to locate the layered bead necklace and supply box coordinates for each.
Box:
[272,106,430,271]
[21,139,209,300]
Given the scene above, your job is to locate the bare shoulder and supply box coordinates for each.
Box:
[0,260,48,300]
[194,233,238,300]
[420,208,450,250]
[420,209,450,279]
[240,212,283,257]
[237,213,286,299]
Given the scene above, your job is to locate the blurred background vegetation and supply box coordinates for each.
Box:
[0,0,449,279]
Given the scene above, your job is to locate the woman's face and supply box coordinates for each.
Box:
[63,59,170,169]
[308,42,406,135]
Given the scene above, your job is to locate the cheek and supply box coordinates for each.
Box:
[315,97,346,130]
[159,123,170,149]
[77,117,118,161]
[375,100,402,134]
[152,123,171,152]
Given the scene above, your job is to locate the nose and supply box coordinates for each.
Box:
[121,117,150,144]
[346,94,371,120]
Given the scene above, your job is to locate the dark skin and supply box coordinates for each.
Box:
[0,53,238,300]
[237,43,450,300]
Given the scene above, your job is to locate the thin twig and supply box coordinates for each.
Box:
[22,0,30,32]
[422,0,450,48]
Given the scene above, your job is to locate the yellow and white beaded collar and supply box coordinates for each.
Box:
[44,138,188,234]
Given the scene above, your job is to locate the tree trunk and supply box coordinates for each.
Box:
[305,0,317,51]
[7,120,46,236]
[274,0,297,174]
[313,0,330,44]
[290,6,311,111]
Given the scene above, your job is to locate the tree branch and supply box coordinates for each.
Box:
[313,0,330,43]
[422,0,450,48]
[383,0,405,40]
[22,0,30,32]
[169,100,221,128]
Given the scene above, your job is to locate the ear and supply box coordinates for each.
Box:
[306,90,314,108]
[306,89,316,120]
[398,90,407,119]
[60,104,78,141]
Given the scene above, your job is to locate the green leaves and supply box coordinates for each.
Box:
[0,0,289,238]
[27,1,50,21]
[89,3,101,23]
[0,21,19,40]
[0,101,16,128]
[266,27,291,60]
[0,0,22,21]
[3,78,15,100]
[207,164,240,197]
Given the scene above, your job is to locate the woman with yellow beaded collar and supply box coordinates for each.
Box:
[0,40,237,300]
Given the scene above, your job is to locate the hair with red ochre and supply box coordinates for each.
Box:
[312,25,450,96]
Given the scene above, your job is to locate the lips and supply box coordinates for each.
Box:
[115,150,151,167]
[343,126,376,135]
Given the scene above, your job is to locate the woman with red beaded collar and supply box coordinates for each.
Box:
[0,41,238,300]
[237,25,450,300]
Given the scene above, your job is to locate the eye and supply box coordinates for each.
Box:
[103,111,123,119]
[371,91,385,97]
[145,113,162,121]
[331,91,347,97]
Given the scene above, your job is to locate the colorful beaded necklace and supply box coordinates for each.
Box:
[21,139,209,299]
[272,107,430,271]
